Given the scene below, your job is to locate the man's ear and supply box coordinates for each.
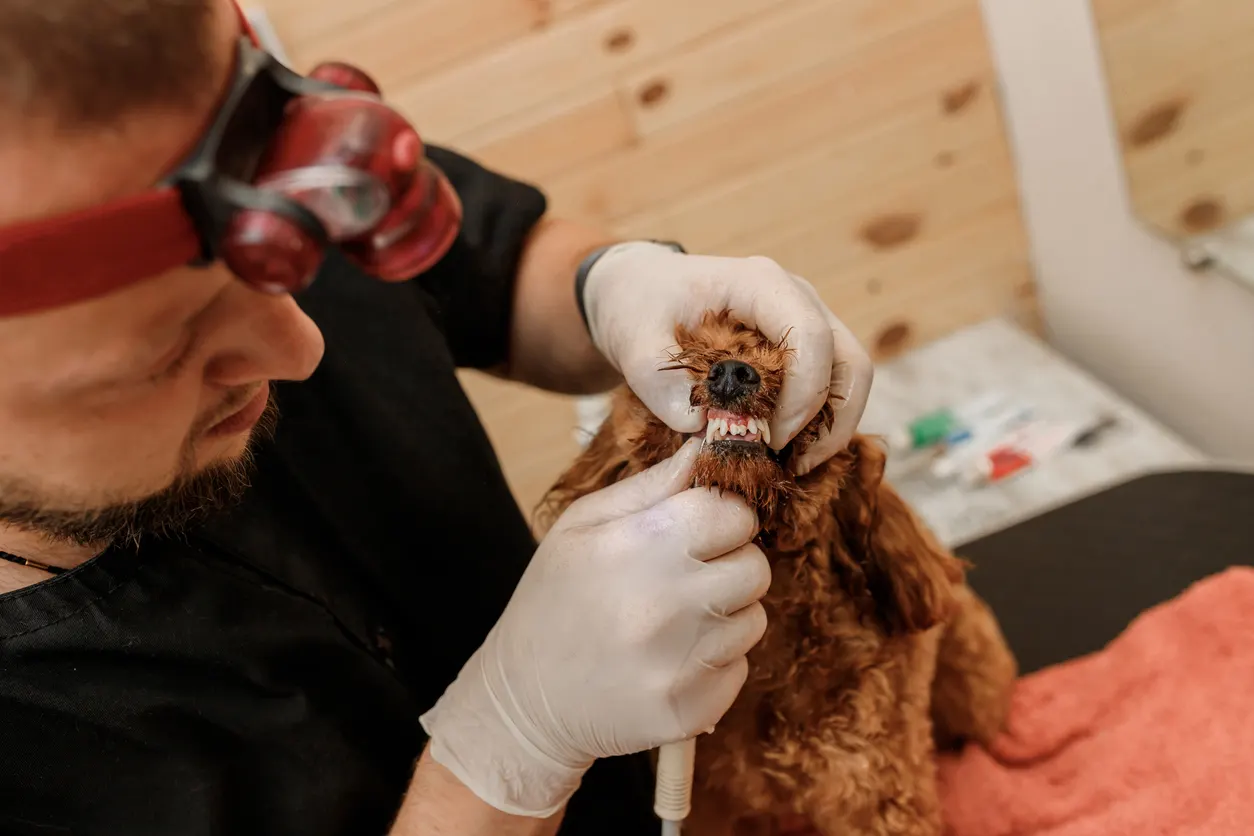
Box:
[829,436,965,636]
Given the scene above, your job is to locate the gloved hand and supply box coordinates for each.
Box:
[419,439,770,817]
[582,242,874,474]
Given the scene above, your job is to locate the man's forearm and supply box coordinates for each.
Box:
[502,215,622,394]
[390,746,565,836]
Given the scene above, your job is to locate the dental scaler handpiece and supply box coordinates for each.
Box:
[655,738,697,835]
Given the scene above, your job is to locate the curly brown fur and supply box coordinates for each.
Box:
[537,310,1017,836]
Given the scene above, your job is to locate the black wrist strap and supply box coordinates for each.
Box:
[574,239,686,331]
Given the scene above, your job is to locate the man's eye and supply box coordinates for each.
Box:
[148,337,197,383]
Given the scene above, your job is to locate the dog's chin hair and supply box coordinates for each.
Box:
[691,442,798,524]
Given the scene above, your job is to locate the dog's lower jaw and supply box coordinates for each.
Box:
[706,439,768,457]
[691,441,797,524]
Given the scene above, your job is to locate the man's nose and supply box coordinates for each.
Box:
[707,359,761,401]
[204,288,326,387]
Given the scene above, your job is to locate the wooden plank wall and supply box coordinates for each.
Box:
[1092,0,1254,238]
[253,0,1036,513]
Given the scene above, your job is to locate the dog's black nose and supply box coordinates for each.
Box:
[707,359,760,400]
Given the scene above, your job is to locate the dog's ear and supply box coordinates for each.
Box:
[829,436,965,636]
[532,392,677,537]
[533,420,630,537]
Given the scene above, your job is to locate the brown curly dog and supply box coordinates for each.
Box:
[535,310,1017,836]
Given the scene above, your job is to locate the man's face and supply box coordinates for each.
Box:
[0,0,326,545]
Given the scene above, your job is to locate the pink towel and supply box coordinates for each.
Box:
[937,566,1254,836]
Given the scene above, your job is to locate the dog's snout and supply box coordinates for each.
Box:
[707,359,761,400]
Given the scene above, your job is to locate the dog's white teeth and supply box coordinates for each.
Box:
[706,414,771,443]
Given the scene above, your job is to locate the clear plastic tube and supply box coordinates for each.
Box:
[958,419,1085,485]
[888,391,1009,452]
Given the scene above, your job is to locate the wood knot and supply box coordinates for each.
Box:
[637,79,670,107]
[874,322,913,357]
[604,28,635,53]
[1127,99,1186,148]
[529,0,552,28]
[1179,197,1225,233]
[861,213,921,250]
[941,81,980,115]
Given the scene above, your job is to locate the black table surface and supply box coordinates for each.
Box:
[956,469,1254,676]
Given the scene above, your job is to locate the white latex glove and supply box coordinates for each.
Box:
[419,439,770,817]
[582,242,874,474]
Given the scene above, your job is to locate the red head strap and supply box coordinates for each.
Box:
[0,3,461,317]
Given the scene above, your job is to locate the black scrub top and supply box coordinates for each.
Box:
[0,147,656,836]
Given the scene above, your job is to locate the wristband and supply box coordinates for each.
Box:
[574,239,686,331]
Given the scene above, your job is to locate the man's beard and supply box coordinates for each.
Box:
[0,396,280,548]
